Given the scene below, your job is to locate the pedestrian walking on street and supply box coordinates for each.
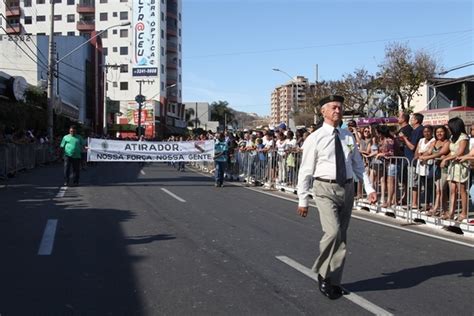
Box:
[214,132,228,187]
[296,95,377,300]
[60,125,85,186]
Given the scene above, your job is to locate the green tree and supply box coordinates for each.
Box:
[338,68,379,117]
[185,108,200,127]
[210,100,236,129]
[377,42,438,112]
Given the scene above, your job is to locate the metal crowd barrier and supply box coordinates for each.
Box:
[190,148,473,235]
[0,143,56,181]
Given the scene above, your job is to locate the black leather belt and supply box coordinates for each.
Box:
[314,177,353,184]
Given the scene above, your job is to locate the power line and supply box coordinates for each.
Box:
[184,29,473,59]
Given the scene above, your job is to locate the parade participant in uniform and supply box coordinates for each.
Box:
[296,95,377,300]
[60,125,85,186]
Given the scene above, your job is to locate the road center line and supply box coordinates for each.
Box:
[38,219,58,256]
[55,186,68,198]
[276,256,393,316]
[161,188,186,202]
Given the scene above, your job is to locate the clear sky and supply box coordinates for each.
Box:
[182,0,473,116]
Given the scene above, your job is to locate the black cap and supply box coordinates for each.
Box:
[318,95,344,107]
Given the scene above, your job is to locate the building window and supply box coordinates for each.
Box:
[67,0,74,4]
[120,0,127,2]
[178,59,181,67]
[112,47,117,53]
[119,47,128,55]
[113,12,117,17]
[120,82,128,90]
[101,30,107,39]
[67,31,75,36]
[100,13,107,21]
[119,12,128,20]
[103,47,108,55]
[36,0,45,3]
[161,12,164,21]
[54,15,62,21]
[112,29,117,34]
[161,30,164,39]
[24,0,32,7]
[112,82,118,88]
[120,64,128,73]
[100,0,107,3]
[179,74,181,83]
[67,14,75,23]
[161,64,164,74]
[53,32,62,36]
[37,15,46,22]
[178,28,181,36]
[119,29,128,37]
[37,32,46,35]
[179,44,181,52]
[161,81,164,90]
[161,46,164,56]
[24,16,32,24]
[179,13,181,21]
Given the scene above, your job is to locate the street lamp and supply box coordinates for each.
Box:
[47,21,131,142]
[273,68,299,129]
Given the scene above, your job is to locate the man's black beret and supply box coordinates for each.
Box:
[319,95,344,107]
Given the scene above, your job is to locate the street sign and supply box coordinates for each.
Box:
[135,94,146,104]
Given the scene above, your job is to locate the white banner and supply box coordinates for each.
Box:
[87,138,215,162]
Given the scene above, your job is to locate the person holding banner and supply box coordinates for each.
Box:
[60,125,85,186]
[214,132,228,187]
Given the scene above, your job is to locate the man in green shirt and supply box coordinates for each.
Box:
[60,125,85,186]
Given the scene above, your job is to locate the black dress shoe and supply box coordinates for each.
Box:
[317,274,341,300]
[332,285,349,296]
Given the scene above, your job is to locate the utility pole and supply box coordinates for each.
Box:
[47,0,55,142]
[195,102,198,129]
[135,79,154,137]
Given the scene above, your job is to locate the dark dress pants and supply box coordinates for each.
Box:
[64,155,80,184]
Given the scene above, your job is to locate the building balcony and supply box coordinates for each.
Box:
[167,42,178,53]
[167,1,178,16]
[167,60,177,69]
[5,6,20,17]
[77,20,95,32]
[5,22,24,34]
[77,1,95,14]
[166,23,177,36]
[168,94,177,102]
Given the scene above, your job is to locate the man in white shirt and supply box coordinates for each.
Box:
[296,95,377,300]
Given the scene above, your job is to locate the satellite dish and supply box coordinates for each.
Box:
[11,76,28,102]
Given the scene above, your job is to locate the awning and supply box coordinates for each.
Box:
[357,117,398,126]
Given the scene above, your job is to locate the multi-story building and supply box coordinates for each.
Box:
[0,0,183,138]
[270,76,313,128]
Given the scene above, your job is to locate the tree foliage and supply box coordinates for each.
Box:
[377,42,438,112]
[210,100,236,128]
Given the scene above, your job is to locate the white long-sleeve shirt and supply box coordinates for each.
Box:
[297,122,375,207]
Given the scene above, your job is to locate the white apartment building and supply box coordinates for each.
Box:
[0,0,183,137]
[270,76,313,128]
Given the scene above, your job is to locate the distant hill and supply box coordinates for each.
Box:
[231,109,269,130]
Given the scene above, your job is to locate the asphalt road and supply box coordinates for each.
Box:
[0,162,472,315]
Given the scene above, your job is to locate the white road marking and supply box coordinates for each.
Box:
[191,168,474,247]
[276,256,393,316]
[38,219,58,256]
[161,188,186,202]
[140,169,146,175]
[55,186,68,198]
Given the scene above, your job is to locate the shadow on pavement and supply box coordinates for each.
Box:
[345,260,474,292]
